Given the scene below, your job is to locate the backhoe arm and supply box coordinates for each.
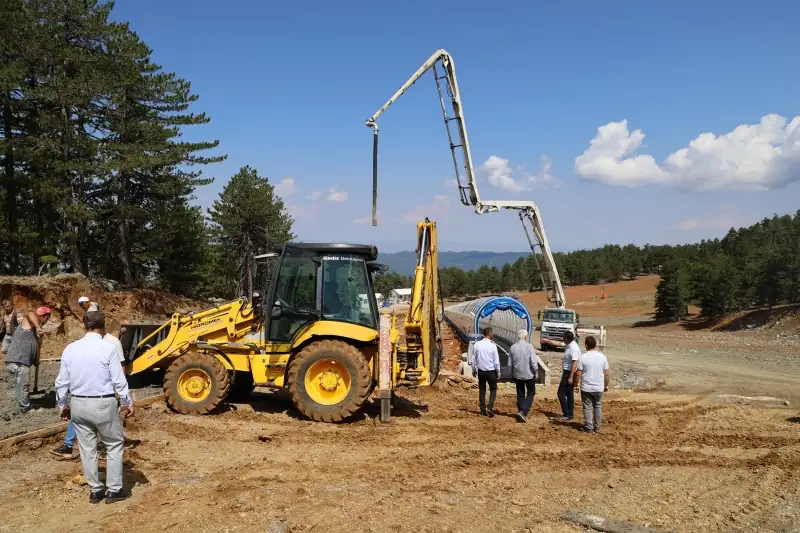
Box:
[394,218,443,385]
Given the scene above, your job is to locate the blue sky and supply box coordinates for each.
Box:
[113,0,800,253]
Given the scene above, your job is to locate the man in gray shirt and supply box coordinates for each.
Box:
[510,329,537,423]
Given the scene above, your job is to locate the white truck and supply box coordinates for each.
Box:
[537,307,606,350]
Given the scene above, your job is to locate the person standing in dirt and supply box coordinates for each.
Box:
[556,331,581,421]
[78,296,100,313]
[0,300,18,355]
[55,311,134,504]
[3,306,51,413]
[575,335,609,433]
[510,328,537,423]
[51,319,127,459]
[471,326,500,417]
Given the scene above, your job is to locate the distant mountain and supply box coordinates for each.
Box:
[377,250,529,276]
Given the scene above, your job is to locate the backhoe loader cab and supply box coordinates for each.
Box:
[262,243,382,341]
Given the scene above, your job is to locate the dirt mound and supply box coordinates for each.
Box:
[0,274,207,340]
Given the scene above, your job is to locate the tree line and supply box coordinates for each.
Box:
[373,211,800,321]
[655,211,800,321]
[0,0,293,298]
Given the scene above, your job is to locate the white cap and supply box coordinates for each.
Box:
[78,296,89,304]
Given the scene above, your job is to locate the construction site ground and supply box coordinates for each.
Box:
[1,275,799,532]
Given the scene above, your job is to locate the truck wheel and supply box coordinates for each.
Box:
[287,340,371,423]
[228,371,256,401]
[164,352,230,415]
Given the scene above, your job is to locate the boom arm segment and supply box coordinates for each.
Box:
[365,50,567,310]
[366,49,483,225]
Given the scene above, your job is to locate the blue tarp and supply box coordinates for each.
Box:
[472,296,532,340]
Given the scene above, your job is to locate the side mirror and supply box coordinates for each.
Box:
[271,306,282,318]
[575,313,580,322]
[537,310,542,321]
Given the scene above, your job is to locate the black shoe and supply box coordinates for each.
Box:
[516,412,527,423]
[49,444,74,458]
[105,488,131,504]
[20,403,40,414]
[480,410,488,417]
[487,409,495,418]
[89,489,105,504]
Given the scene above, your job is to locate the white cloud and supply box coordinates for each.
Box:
[274,177,296,197]
[307,191,323,201]
[401,194,450,222]
[574,114,800,191]
[353,210,381,224]
[326,186,348,203]
[672,212,742,232]
[289,204,317,221]
[443,179,459,188]
[480,154,560,192]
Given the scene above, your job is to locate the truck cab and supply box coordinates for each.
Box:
[537,307,578,351]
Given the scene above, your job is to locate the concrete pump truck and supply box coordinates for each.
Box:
[364,49,606,350]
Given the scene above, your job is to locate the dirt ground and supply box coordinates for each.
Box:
[1,275,799,532]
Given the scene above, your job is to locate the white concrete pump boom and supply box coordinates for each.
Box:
[365,48,567,309]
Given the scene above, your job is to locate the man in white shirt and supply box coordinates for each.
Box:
[576,335,610,433]
[51,320,127,459]
[470,327,500,417]
[55,311,134,504]
[556,331,581,421]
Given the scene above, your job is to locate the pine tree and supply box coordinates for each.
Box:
[207,166,295,299]
[654,262,687,321]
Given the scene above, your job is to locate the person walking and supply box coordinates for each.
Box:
[555,331,581,421]
[576,335,610,433]
[0,300,18,355]
[55,311,134,504]
[509,329,537,423]
[470,327,500,417]
[3,306,50,413]
[51,320,127,459]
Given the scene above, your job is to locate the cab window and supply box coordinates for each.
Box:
[321,255,376,329]
[268,248,318,342]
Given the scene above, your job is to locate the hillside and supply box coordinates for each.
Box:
[378,250,528,275]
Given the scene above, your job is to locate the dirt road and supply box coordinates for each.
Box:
[1,377,798,533]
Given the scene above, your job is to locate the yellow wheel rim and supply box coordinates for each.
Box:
[177,368,212,403]
[304,359,351,406]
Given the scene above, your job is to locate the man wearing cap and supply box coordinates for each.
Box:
[3,306,51,413]
[55,311,134,504]
[78,296,100,313]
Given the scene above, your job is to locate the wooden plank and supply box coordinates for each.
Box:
[563,510,674,533]
[0,393,165,448]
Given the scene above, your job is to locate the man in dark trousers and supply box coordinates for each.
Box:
[55,311,134,504]
[556,330,581,421]
[470,327,501,417]
[510,329,537,423]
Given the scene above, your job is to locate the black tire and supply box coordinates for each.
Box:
[287,339,371,423]
[228,371,256,401]
[164,352,230,415]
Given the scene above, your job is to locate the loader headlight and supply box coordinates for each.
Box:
[540,326,547,333]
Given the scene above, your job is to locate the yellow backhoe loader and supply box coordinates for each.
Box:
[127,219,442,422]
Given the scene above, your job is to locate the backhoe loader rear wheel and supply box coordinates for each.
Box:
[287,340,371,423]
[164,352,230,415]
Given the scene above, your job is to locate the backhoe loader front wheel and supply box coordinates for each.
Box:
[164,352,230,415]
[287,340,371,423]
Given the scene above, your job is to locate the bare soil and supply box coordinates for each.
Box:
[1,275,799,532]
